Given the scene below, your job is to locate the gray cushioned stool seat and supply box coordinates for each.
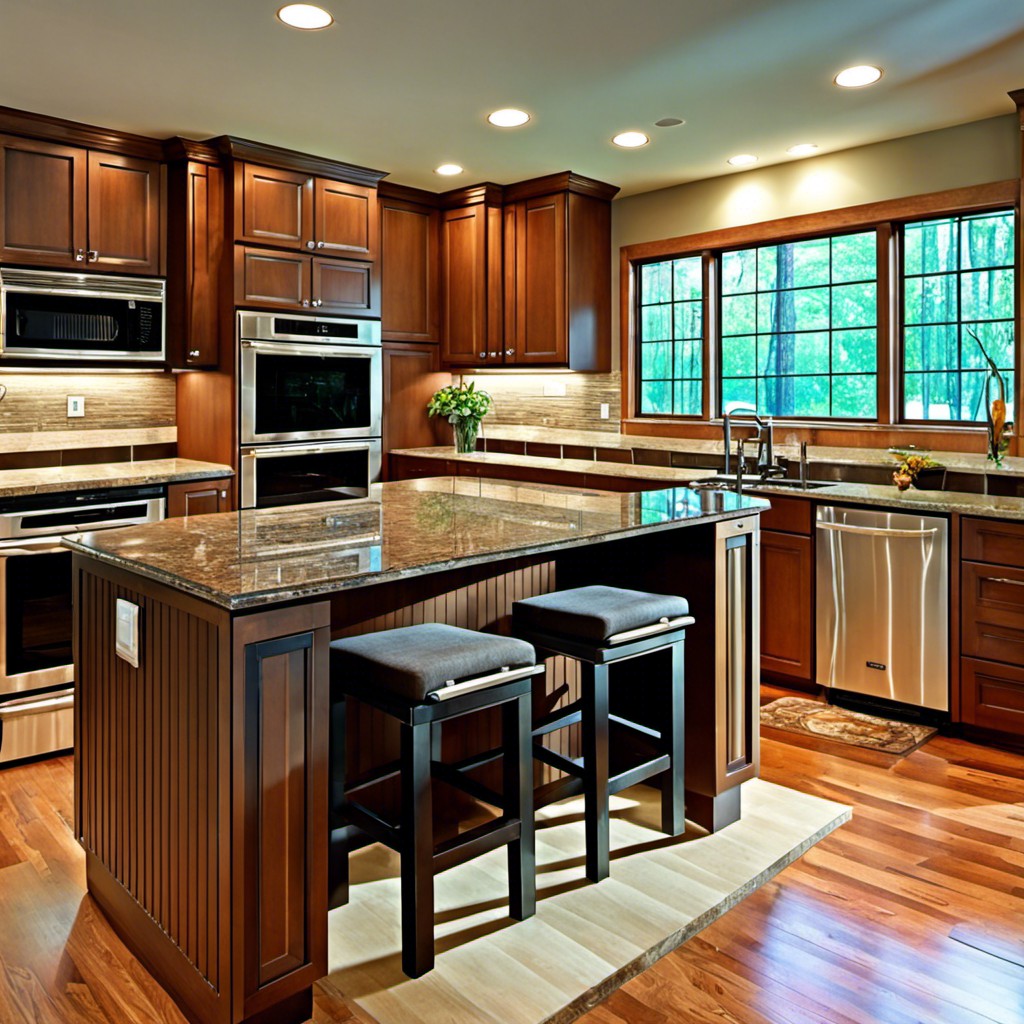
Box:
[513,585,689,645]
[331,623,536,704]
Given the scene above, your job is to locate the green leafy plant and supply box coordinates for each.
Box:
[889,450,940,491]
[427,381,493,423]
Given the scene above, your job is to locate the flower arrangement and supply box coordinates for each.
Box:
[427,381,493,453]
[889,450,940,492]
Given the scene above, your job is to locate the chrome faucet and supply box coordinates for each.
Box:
[722,403,784,481]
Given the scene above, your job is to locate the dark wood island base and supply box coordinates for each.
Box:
[69,478,765,1024]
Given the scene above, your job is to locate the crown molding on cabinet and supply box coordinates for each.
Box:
[439,182,505,209]
[378,180,443,207]
[502,171,620,203]
[162,136,221,164]
[208,136,388,187]
[0,104,164,160]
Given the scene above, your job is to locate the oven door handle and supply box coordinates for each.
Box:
[0,539,70,555]
[244,442,373,459]
[241,340,377,359]
[0,688,75,721]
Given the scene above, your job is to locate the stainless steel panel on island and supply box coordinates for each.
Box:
[65,477,767,1024]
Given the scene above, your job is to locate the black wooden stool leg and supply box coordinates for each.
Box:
[504,690,536,919]
[328,689,349,909]
[661,640,686,836]
[581,662,610,882]
[400,720,434,977]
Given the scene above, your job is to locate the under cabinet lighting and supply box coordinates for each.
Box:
[787,143,818,157]
[834,64,883,88]
[435,163,464,176]
[276,4,334,30]
[488,108,531,128]
[727,153,758,167]
[612,131,649,149]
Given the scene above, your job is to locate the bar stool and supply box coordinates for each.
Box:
[512,585,693,883]
[329,622,541,978]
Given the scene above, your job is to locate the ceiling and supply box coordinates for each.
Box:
[2,0,1024,198]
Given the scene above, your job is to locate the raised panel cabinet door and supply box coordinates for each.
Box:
[313,257,380,316]
[0,135,87,267]
[315,179,378,260]
[381,199,439,343]
[382,343,448,470]
[512,193,567,365]
[87,151,161,273]
[441,205,489,365]
[239,164,313,250]
[235,246,311,310]
[760,530,813,681]
[961,656,1024,735]
[167,478,231,517]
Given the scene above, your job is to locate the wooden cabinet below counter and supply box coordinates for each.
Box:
[167,477,232,518]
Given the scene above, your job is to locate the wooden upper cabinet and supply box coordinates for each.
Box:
[314,256,379,316]
[380,198,439,343]
[315,179,377,260]
[238,164,313,250]
[236,246,311,310]
[87,151,161,274]
[0,135,87,267]
[0,136,161,274]
[441,200,503,366]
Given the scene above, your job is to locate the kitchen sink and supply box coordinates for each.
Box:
[688,476,838,492]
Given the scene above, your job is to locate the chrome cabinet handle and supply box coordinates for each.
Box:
[301,299,310,307]
[188,349,200,358]
[87,250,99,262]
[312,299,323,307]
[316,240,325,249]
[985,577,1024,587]
[505,348,514,356]
[488,350,498,357]
[306,240,316,250]
[479,351,487,359]
[74,249,85,262]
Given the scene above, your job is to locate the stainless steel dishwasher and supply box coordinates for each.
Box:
[815,506,948,712]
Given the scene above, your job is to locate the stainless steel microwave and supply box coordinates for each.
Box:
[0,267,165,362]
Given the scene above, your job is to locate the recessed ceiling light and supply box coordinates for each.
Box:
[277,3,334,29]
[727,154,758,167]
[654,117,685,128]
[488,108,531,128]
[612,131,649,149]
[834,64,883,88]
[435,163,464,176]
[787,143,818,157]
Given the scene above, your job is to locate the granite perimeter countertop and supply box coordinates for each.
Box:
[0,459,233,500]
[64,476,767,610]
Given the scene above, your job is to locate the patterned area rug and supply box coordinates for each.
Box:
[760,697,937,755]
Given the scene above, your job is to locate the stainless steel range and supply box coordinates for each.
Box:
[0,485,165,764]
[237,311,382,508]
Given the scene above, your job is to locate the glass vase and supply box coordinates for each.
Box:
[452,417,480,454]
[984,367,1008,466]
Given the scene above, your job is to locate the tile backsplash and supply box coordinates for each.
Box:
[459,371,622,433]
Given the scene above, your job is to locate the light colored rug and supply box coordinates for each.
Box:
[760,696,937,755]
[326,778,850,1024]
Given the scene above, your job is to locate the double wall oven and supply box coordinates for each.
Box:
[237,312,382,509]
[0,486,165,764]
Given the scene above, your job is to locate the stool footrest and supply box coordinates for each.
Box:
[534,744,583,777]
[533,702,582,738]
[536,774,584,808]
[431,760,504,809]
[346,759,402,796]
[343,800,398,849]
[609,713,663,742]
[433,816,521,874]
[608,754,671,795]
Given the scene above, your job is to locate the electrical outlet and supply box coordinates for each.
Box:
[67,395,85,418]
[600,403,610,419]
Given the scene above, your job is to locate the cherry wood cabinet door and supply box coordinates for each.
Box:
[0,135,87,267]
[382,343,448,476]
[167,477,232,517]
[235,246,311,310]
[238,164,313,251]
[87,151,161,274]
[441,204,497,365]
[760,529,814,681]
[380,198,439,343]
[507,193,567,365]
[313,257,379,316]
[961,656,1024,735]
[314,179,378,260]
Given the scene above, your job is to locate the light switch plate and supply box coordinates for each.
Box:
[115,598,140,668]
[600,403,610,419]
[67,395,85,417]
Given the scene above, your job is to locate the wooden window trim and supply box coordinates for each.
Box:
[620,179,1020,453]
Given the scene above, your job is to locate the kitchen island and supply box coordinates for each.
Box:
[66,477,766,1024]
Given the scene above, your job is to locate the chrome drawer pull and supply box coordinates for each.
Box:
[985,577,1024,587]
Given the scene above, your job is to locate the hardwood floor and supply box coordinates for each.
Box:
[0,689,1022,1024]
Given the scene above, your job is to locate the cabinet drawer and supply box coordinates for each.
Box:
[757,494,812,535]
[962,517,1024,569]
[961,656,1024,735]
[961,561,1024,665]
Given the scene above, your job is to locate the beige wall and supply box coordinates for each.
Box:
[610,113,1020,368]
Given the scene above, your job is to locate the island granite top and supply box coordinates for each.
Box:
[64,476,767,611]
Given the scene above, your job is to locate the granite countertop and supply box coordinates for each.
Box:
[390,446,717,483]
[0,458,234,500]
[474,424,1024,477]
[64,476,767,610]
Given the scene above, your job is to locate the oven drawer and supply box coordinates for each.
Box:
[0,687,74,764]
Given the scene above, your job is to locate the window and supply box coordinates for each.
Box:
[637,256,703,416]
[903,209,1015,422]
[720,232,877,418]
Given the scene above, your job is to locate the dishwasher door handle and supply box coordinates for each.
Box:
[816,521,939,539]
